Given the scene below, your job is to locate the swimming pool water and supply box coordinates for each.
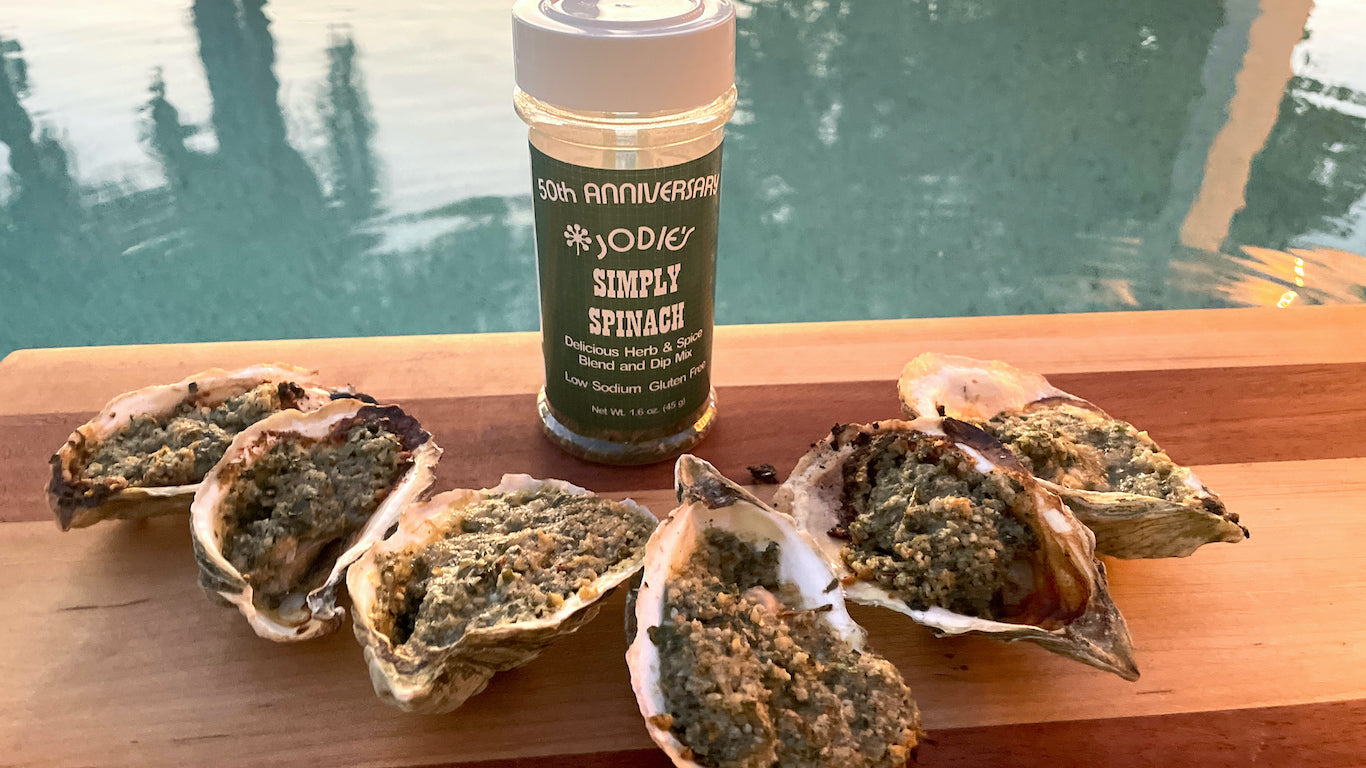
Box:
[1,0,1363,359]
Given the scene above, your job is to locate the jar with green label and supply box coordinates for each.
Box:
[512,0,736,465]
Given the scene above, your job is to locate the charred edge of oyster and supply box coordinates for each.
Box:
[48,446,116,523]
[1021,394,1108,416]
[192,397,440,642]
[1200,494,1247,538]
[624,570,645,645]
[330,390,378,404]
[350,477,656,713]
[50,425,195,530]
[632,456,922,768]
[47,366,334,530]
[940,417,1031,475]
[778,419,1140,681]
[341,404,431,453]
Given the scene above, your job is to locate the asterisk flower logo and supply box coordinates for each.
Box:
[563,223,592,255]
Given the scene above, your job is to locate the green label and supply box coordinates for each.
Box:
[530,143,722,435]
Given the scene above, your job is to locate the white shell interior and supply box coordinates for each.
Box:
[897,353,1068,420]
[777,419,1095,630]
[628,464,865,768]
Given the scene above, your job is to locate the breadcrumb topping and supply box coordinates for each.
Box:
[984,402,1195,503]
[837,433,1038,620]
[651,529,919,768]
[378,488,654,652]
[222,418,408,611]
[81,382,290,488]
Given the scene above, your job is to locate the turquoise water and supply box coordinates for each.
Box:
[1,0,1364,359]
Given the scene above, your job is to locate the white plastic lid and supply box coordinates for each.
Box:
[512,0,735,114]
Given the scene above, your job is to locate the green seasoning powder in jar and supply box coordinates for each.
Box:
[513,0,736,465]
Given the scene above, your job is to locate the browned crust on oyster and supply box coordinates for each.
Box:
[348,476,655,713]
[630,456,923,768]
[191,397,441,642]
[47,367,339,531]
[897,353,1247,559]
[777,419,1139,681]
[827,420,1091,630]
[330,404,431,454]
[48,381,320,528]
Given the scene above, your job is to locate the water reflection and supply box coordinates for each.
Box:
[189,0,327,222]
[720,0,1226,320]
[0,0,1364,357]
[1174,245,1366,307]
[319,30,380,220]
[1227,74,1366,251]
[0,37,84,251]
[1172,7,1366,305]
[0,1,530,354]
[0,35,103,348]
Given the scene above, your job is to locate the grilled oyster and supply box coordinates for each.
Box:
[191,398,440,642]
[897,353,1246,558]
[348,475,656,713]
[774,420,1138,680]
[47,363,339,530]
[628,456,921,768]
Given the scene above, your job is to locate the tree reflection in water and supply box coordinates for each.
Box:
[1174,43,1366,307]
[320,30,380,221]
[1227,75,1366,252]
[0,37,85,252]
[0,1,530,355]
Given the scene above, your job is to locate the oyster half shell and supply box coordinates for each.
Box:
[47,363,338,530]
[897,353,1247,558]
[348,475,657,713]
[191,398,440,642]
[774,420,1139,680]
[628,456,921,768]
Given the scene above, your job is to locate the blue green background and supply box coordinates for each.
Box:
[1,0,1363,359]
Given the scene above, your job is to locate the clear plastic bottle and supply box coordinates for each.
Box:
[512,0,736,465]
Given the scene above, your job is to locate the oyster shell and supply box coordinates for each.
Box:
[191,398,440,642]
[897,353,1247,558]
[348,475,657,713]
[774,420,1139,680]
[628,456,921,768]
[47,363,339,531]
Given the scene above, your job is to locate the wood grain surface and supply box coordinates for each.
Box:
[2,306,1364,767]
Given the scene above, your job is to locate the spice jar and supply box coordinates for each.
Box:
[513,0,737,464]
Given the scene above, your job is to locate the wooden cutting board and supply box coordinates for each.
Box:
[2,306,1363,767]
